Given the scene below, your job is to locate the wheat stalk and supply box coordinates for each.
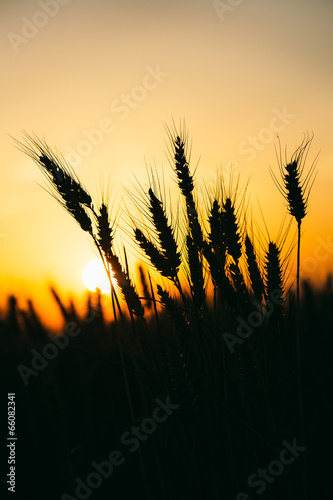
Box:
[95,202,114,259]
[138,265,152,309]
[202,241,236,306]
[270,135,317,500]
[186,234,206,309]
[15,133,93,233]
[148,188,181,274]
[156,285,190,340]
[166,127,204,248]
[208,201,226,257]
[107,252,144,318]
[222,198,241,263]
[135,228,174,279]
[245,234,264,303]
[270,134,317,307]
[271,134,317,224]
[93,202,123,321]
[264,241,284,320]
[229,262,249,311]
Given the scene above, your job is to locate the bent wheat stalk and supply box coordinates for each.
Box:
[14,133,94,233]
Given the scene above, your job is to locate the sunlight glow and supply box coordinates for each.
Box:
[82,259,112,294]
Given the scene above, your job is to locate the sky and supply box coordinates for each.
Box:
[1,0,333,329]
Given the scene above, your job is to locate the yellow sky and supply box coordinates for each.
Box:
[1,0,333,329]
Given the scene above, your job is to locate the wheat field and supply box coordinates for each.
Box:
[1,127,332,500]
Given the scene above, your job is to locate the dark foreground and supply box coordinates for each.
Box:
[1,279,333,500]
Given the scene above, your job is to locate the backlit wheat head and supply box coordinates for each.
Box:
[271,134,317,225]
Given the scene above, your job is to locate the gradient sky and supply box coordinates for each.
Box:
[1,0,333,329]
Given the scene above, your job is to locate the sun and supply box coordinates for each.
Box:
[82,258,113,294]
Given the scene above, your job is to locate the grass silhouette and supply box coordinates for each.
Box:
[2,127,331,499]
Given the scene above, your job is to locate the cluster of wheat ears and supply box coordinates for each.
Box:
[16,127,317,322]
[15,125,317,498]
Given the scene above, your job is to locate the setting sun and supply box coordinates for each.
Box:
[82,258,112,294]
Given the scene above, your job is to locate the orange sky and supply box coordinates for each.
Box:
[1,0,333,330]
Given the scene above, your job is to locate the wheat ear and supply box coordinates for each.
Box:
[148,188,181,276]
[169,130,204,248]
[15,133,93,233]
[222,198,241,263]
[186,234,206,309]
[245,234,264,303]
[264,241,284,320]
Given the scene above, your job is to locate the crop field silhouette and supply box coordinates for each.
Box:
[2,126,332,499]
